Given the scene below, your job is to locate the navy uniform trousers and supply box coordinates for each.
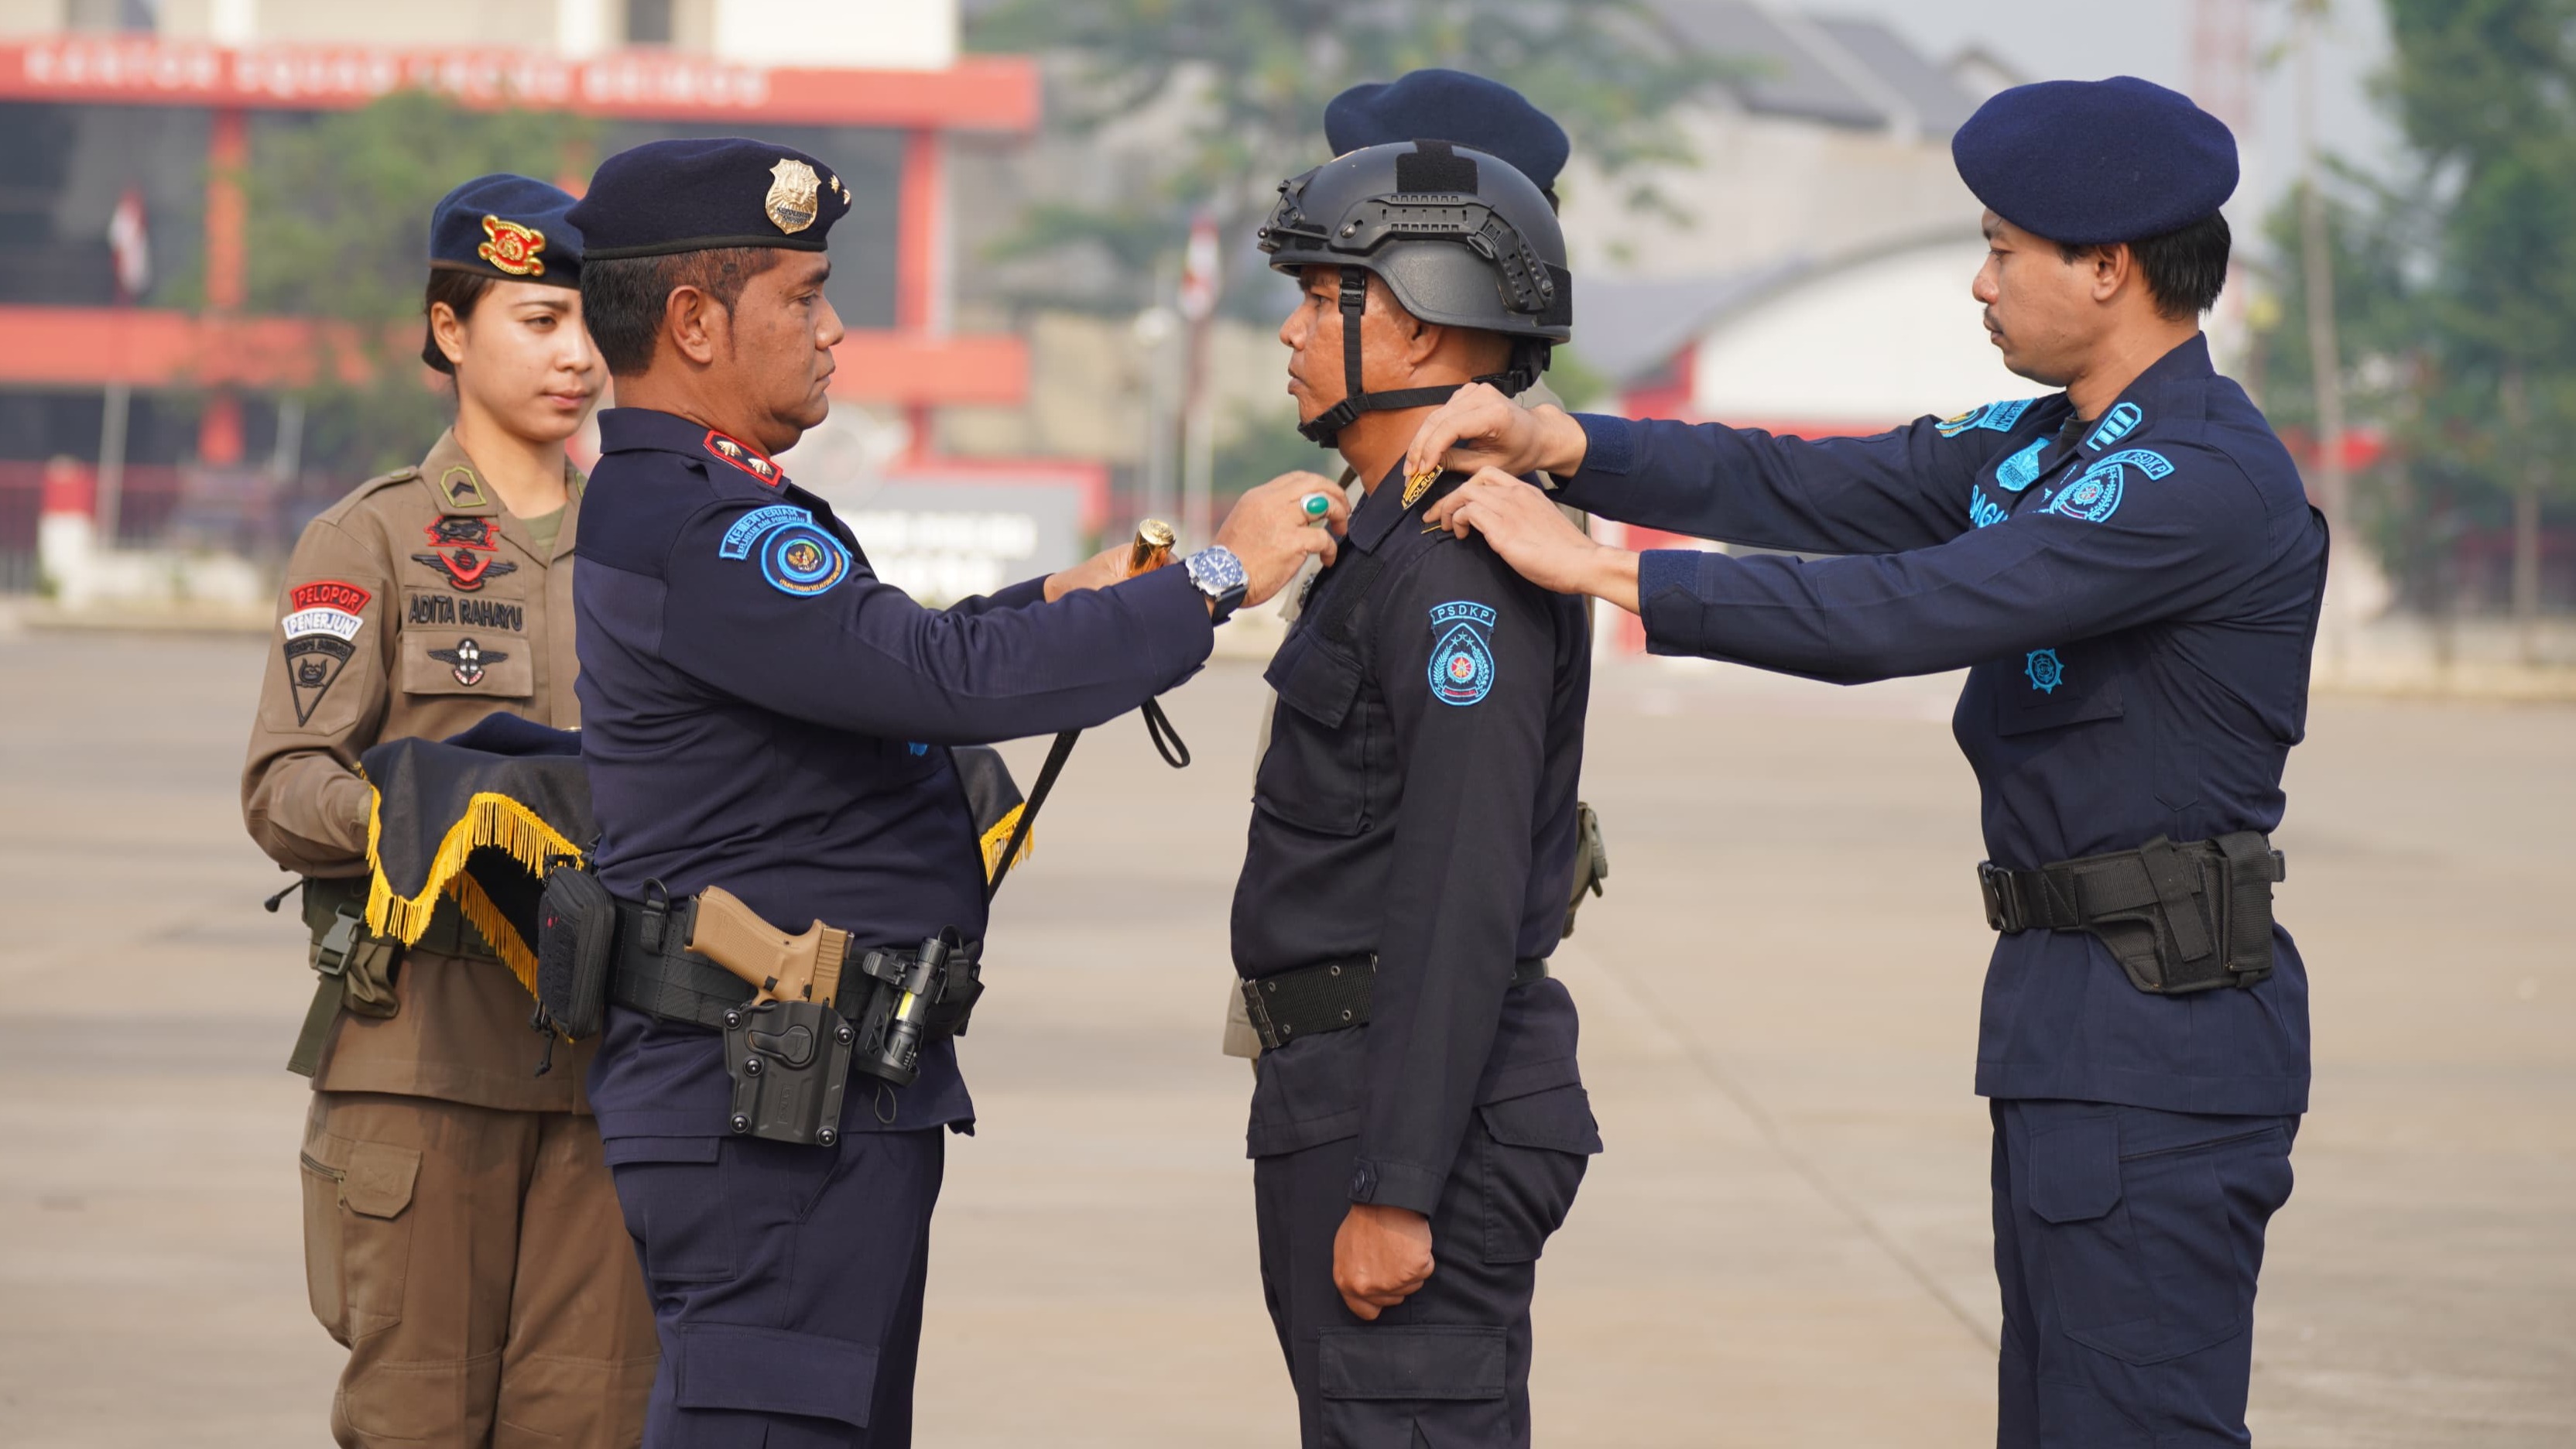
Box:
[1255,1088,1594,1449]
[607,1128,944,1448]
[1992,1101,2297,1448]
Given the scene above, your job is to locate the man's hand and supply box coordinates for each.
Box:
[1333,1203,1434,1321]
[1426,468,1642,613]
[1214,471,1350,608]
[1041,543,1142,602]
[1402,382,1591,482]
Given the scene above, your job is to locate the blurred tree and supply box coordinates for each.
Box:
[242,93,595,481]
[2253,0,2576,638]
[2382,0,2576,641]
[968,0,1730,318]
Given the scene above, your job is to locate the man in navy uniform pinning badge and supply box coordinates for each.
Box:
[561,136,1345,1447]
[1231,138,1600,1448]
[1411,75,2323,1447]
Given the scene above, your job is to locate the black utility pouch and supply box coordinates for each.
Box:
[722,999,855,1147]
[535,861,617,1040]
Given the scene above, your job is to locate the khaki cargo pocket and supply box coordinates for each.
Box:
[2028,1115,2268,1366]
[1317,1324,1509,1448]
[1478,1084,1601,1263]
[299,1136,420,1345]
[671,1323,878,1429]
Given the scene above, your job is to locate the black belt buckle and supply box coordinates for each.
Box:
[1240,978,1286,1053]
[721,999,855,1148]
[1977,862,2016,932]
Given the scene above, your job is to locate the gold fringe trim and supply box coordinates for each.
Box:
[449,869,542,995]
[365,785,582,999]
[978,803,1033,882]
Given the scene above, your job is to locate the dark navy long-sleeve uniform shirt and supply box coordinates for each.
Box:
[1233,470,1594,1218]
[1563,336,2326,1116]
[574,406,1214,1142]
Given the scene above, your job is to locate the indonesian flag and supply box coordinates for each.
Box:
[108,188,149,301]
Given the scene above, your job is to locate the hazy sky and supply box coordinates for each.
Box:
[1825,0,2406,220]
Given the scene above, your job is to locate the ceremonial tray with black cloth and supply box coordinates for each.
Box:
[358,717,1033,1003]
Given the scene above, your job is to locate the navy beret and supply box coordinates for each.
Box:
[568,138,852,262]
[1326,68,1571,194]
[1951,76,2238,246]
[429,174,581,288]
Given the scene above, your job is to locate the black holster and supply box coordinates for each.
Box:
[1978,832,2285,995]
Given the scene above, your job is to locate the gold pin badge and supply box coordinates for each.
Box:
[478,216,546,277]
[1128,518,1177,576]
[766,158,822,235]
[1400,468,1439,510]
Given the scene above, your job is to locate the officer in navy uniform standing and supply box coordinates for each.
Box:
[560,138,1345,1447]
[1234,139,1601,1448]
[1225,67,1588,1060]
[1412,78,2322,1447]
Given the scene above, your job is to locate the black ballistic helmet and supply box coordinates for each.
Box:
[1259,139,1573,445]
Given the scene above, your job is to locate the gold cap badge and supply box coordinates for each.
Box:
[478,216,546,277]
[765,158,821,235]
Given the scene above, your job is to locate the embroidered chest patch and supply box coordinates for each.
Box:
[427,636,509,687]
[282,579,370,724]
[1995,438,2048,492]
[412,516,517,591]
[2025,648,2065,694]
[2040,447,2173,524]
[720,504,851,597]
[1427,601,1499,707]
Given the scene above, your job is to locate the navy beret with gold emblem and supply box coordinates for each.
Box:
[1326,69,1570,196]
[430,174,583,288]
[568,138,851,262]
[1952,76,2237,247]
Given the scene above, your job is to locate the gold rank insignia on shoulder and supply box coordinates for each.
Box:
[1400,468,1440,510]
[478,216,546,277]
[766,158,822,235]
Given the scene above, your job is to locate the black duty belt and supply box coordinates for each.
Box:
[1978,831,2286,995]
[607,896,980,1034]
[1240,955,1551,1053]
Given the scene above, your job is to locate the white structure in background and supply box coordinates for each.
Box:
[1558,2,1998,285]
[1586,231,2025,432]
[39,479,264,612]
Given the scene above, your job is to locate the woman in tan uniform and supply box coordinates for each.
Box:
[242,175,653,1449]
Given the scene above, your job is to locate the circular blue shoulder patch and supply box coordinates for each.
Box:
[760,521,851,596]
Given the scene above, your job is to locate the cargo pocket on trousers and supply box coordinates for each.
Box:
[605,1138,735,1285]
[672,1323,879,1430]
[1317,1324,1509,1448]
[1478,1084,1601,1263]
[2028,1116,2249,1365]
[299,1136,420,1345]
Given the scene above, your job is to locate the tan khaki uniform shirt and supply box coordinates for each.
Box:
[244,430,590,1111]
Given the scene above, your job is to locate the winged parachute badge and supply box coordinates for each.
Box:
[766,158,822,235]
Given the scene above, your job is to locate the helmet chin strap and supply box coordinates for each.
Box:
[1297,268,1526,447]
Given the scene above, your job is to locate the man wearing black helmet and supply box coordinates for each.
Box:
[1229,139,1599,1448]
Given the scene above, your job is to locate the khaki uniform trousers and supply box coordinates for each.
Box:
[300,1091,658,1448]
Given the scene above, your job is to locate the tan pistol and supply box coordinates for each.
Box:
[686,886,848,1009]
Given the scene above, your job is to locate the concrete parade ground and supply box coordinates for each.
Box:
[0,625,2568,1447]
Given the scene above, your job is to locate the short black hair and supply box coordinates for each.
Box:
[420,269,496,375]
[2061,211,2231,320]
[580,247,786,377]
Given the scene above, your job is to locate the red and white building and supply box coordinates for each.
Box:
[0,0,1099,592]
